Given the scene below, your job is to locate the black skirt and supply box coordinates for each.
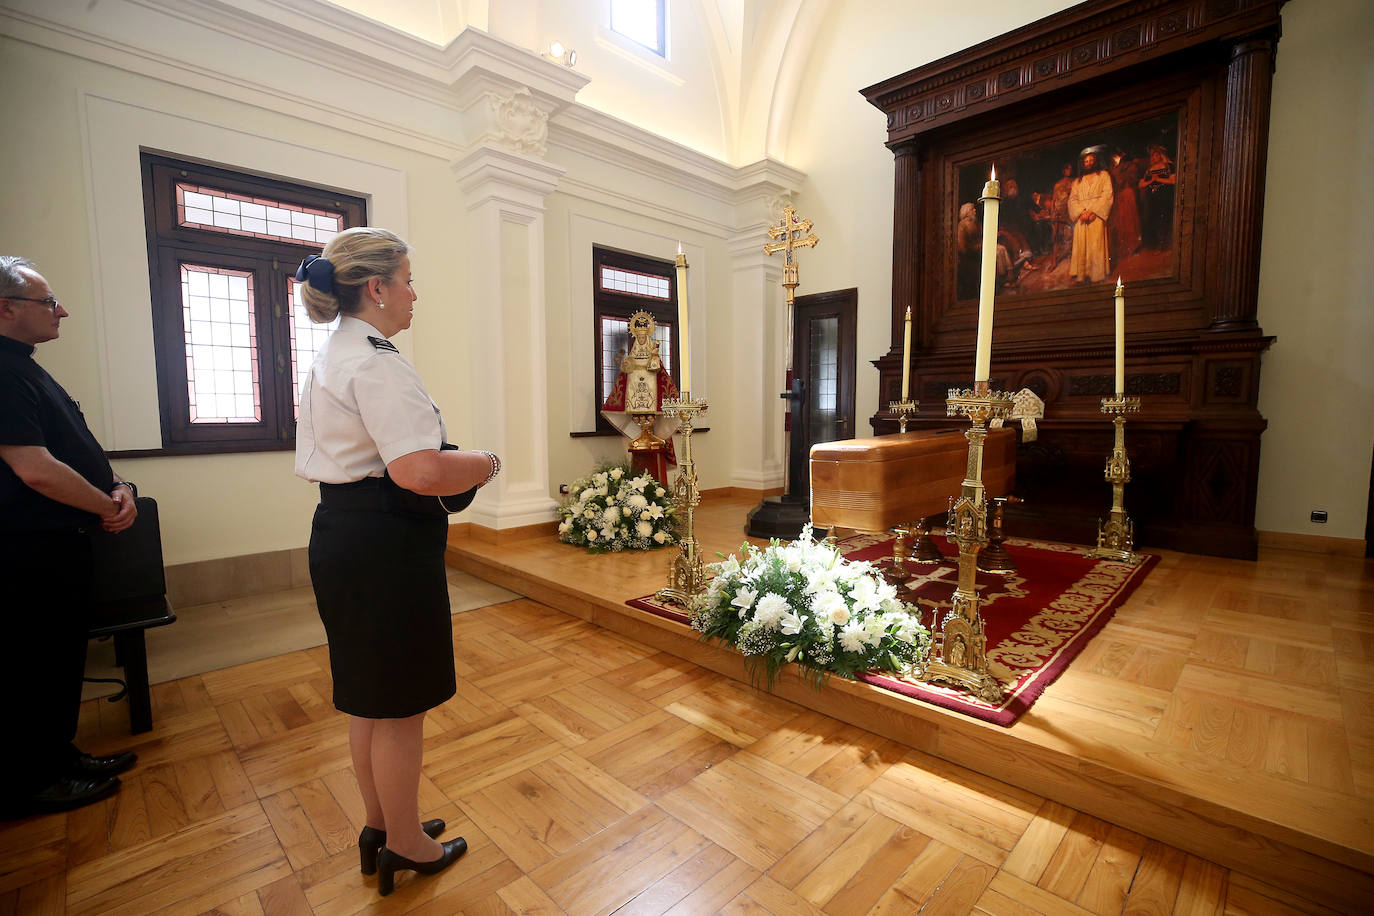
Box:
[309,481,456,718]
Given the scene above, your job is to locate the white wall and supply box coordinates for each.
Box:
[1253,0,1374,540]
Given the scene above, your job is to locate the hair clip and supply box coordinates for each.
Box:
[296,254,334,293]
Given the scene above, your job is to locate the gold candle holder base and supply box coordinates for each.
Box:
[921,384,1013,703]
[888,397,918,434]
[655,393,708,607]
[1089,395,1144,566]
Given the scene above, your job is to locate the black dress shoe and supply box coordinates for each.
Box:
[358,818,445,875]
[376,837,467,896]
[2,775,121,819]
[71,751,138,777]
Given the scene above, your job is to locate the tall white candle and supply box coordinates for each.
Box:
[676,243,690,393]
[901,306,912,401]
[975,167,1001,383]
[1114,278,1125,395]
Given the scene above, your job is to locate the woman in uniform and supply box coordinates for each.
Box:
[294,227,499,896]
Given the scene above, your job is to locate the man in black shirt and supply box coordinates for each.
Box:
[0,256,140,818]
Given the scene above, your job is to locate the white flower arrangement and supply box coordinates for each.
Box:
[690,525,930,686]
[557,461,677,553]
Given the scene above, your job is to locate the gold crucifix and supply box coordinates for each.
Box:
[764,204,819,306]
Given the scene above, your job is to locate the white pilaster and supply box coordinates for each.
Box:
[448,33,584,531]
[727,169,804,491]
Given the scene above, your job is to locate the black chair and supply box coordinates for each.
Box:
[86,496,176,734]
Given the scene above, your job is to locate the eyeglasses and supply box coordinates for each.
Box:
[6,296,61,311]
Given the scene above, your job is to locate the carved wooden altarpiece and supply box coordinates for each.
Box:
[863,0,1283,559]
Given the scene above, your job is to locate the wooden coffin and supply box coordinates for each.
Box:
[809,427,1016,534]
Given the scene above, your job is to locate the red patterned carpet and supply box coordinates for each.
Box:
[628,534,1158,726]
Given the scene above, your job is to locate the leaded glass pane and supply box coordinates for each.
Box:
[599,266,671,300]
[288,278,339,417]
[600,315,675,405]
[181,264,260,423]
[176,182,344,246]
[809,316,839,442]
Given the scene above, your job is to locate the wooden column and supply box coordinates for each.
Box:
[1211,34,1278,332]
[892,141,922,350]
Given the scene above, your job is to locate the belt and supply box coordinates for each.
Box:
[318,478,389,511]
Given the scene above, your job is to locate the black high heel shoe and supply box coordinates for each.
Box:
[358,818,445,875]
[376,837,468,897]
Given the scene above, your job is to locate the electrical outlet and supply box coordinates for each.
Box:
[1310,509,1328,523]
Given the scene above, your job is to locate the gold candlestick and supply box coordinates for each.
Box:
[921,382,1013,703]
[887,397,918,433]
[1090,395,1143,565]
[655,393,708,606]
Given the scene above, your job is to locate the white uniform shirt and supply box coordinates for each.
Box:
[295,316,445,484]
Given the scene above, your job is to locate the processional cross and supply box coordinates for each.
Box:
[764,204,819,307]
[762,203,819,514]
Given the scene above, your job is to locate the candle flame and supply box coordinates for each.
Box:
[905,306,911,319]
[990,164,996,180]
[1116,276,1123,288]
[677,242,683,255]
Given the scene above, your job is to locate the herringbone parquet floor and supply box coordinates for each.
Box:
[0,585,1348,915]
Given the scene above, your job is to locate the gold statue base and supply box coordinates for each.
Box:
[628,413,666,452]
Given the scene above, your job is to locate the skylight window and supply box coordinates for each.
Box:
[610,0,665,57]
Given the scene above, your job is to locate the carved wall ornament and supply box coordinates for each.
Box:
[486,87,548,157]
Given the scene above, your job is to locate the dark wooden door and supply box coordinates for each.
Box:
[794,289,858,465]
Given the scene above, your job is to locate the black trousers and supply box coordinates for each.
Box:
[0,529,93,802]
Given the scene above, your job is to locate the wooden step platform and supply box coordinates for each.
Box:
[446,492,1374,914]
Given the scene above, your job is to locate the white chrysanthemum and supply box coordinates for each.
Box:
[812,590,850,626]
[627,493,649,509]
[780,611,805,635]
[636,521,653,538]
[603,505,620,523]
[838,622,867,653]
[754,593,790,630]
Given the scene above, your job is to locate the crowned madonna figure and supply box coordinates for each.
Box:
[601,311,680,484]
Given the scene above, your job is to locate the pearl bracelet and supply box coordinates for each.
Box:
[479,450,501,486]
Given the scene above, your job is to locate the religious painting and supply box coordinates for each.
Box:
[954,111,1179,301]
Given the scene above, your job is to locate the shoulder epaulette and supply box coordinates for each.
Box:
[367,336,399,353]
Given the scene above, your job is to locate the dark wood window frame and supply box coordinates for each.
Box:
[137,152,366,456]
[587,245,680,436]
